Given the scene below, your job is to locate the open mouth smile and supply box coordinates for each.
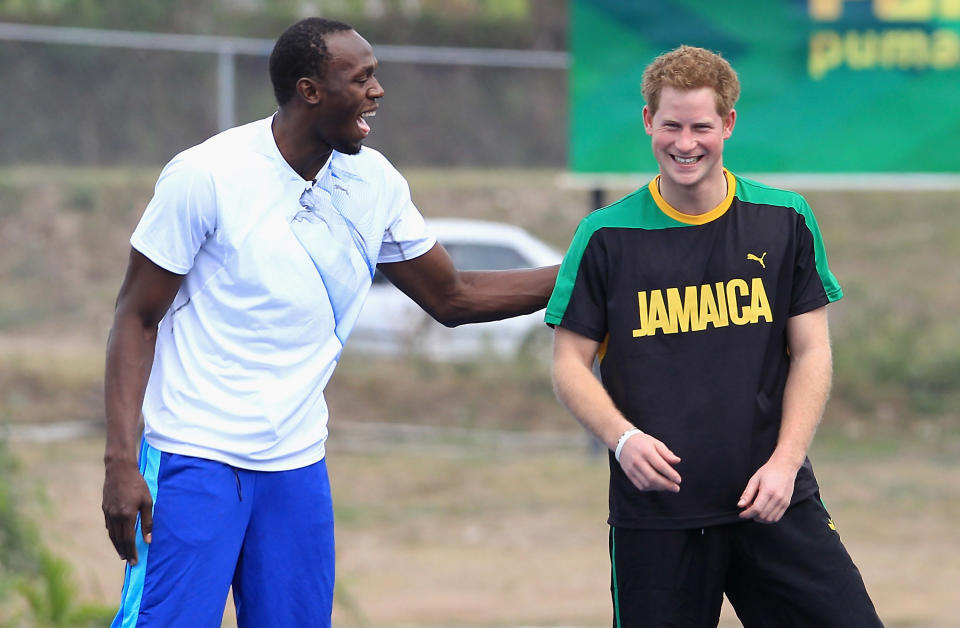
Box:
[671,154,701,165]
[357,109,376,137]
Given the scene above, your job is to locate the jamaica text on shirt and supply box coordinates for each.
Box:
[632,277,772,338]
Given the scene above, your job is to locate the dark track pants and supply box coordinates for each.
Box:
[610,495,883,628]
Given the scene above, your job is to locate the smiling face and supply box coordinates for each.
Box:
[643,86,735,207]
[310,29,384,155]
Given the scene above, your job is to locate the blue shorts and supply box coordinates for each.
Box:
[111,440,335,628]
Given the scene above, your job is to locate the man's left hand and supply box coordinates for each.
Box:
[737,458,799,523]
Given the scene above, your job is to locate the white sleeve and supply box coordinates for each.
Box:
[130,155,218,275]
[376,165,436,264]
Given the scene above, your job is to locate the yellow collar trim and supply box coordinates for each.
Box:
[650,169,736,225]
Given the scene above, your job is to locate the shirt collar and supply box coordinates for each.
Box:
[260,112,334,187]
[649,168,737,225]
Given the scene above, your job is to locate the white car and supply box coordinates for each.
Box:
[348,218,563,361]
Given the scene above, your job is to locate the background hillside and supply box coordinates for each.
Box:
[2,167,958,431]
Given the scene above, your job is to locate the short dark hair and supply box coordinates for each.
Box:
[269,17,354,106]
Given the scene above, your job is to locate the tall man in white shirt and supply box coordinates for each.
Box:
[102,17,558,628]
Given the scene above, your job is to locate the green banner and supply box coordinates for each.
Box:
[570,0,960,174]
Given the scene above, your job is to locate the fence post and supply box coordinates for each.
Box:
[217,45,236,131]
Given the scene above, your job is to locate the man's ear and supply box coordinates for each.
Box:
[296,77,323,105]
[722,108,736,139]
[642,105,654,136]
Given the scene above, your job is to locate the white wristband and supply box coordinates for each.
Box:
[614,427,643,463]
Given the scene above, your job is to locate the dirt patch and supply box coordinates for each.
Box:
[9,434,960,627]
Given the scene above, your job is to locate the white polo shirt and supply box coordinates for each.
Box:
[131,115,435,470]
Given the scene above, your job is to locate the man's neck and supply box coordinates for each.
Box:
[272,108,332,181]
[658,168,728,216]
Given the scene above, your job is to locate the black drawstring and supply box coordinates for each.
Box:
[232,467,243,501]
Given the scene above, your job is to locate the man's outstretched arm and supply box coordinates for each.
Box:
[376,243,559,327]
[552,326,682,493]
[102,249,184,565]
[739,305,832,523]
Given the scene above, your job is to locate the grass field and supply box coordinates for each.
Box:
[9,425,960,627]
[1,167,958,626]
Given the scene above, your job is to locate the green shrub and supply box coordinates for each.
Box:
[0,441,113,627]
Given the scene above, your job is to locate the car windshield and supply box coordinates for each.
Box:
[372,241,533,284]
[444,243,531,271]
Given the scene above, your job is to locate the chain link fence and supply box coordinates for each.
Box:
[0,23,568,168]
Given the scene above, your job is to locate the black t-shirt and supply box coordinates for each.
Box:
[546,170,843,529]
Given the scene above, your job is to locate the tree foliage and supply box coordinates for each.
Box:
[0,0,564,44]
